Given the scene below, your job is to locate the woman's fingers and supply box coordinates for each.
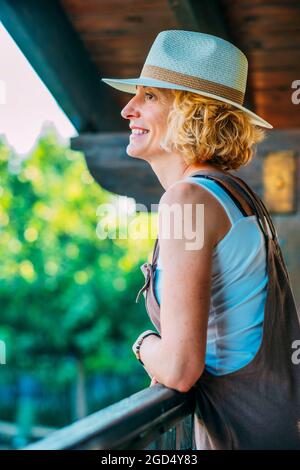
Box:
[150,376,159,387]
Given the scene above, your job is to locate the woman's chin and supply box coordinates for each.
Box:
[126,144,147,159]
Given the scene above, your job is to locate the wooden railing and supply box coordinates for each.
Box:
[23,384,196,450]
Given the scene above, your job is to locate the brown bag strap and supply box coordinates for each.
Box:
[188,170,292,282]
[230,173,277,240]
[231,174,291,281]
[190,171,273,242]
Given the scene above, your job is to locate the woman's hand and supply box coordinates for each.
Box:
[150,376,159,387]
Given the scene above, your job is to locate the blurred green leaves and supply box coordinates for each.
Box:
[0,129,157,385]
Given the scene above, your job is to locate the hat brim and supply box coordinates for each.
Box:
[101,76,273,129]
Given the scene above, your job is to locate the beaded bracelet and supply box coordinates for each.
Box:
[133,330,161,366]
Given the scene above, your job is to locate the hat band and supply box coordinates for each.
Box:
[141,65,244,105]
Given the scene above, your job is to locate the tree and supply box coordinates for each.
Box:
[0,127,157,427]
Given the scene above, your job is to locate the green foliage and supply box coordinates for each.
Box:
[0,129,157,390]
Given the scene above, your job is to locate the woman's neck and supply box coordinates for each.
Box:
[151,158,226,191]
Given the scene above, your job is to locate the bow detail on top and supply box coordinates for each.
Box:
[135,262,154,303]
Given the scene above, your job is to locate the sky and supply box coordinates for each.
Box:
[0,22,77,157]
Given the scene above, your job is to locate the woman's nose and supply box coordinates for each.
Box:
[121,98,140,120]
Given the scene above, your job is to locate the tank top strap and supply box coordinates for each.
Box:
[184,174,247,225]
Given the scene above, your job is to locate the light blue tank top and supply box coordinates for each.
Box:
[153,176,269,376]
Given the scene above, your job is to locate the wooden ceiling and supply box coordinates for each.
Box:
[60,0,184,116]
[220,0,300,129]
[60,0,300,129]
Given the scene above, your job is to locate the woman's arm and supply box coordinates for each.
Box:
[139,181,220,392]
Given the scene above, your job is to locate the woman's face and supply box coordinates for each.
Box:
[121,85,174,161]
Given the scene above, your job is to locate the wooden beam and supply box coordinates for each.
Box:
[71,132,164,210]
[71,130,300,211]
[0,0,125,132]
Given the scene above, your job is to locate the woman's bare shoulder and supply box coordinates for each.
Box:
[159,179,231,247]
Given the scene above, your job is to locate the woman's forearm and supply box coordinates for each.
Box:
[139,334,175,387]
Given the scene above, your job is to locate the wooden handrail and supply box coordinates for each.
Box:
[23,384,196,450]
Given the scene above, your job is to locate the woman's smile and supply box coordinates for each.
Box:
[130,131,149,139]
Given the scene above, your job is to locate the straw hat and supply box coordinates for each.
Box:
[101,29,272,129]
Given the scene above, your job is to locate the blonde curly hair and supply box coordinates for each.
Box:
[161,89,266,171]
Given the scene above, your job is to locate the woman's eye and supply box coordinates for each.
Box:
[145,93,154,100]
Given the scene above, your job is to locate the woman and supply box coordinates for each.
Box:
[101,30,300,450]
